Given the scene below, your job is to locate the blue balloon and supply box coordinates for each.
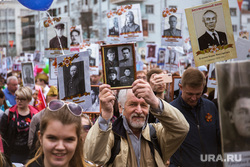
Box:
[18,0,53,11]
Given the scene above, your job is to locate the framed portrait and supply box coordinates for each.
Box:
[161,7,183,46]
[118,4,143,42]
[101,43,136,89]
[164,49,179,73]
[146,44,158,63]
[49,58,58,86]
[216,61,250,166]
[85,85,101,113]
[70,25,83,47]
[106,11,121,44]
[44,17,71,58]
[138,47,146,63]
[207,63,216,88]
[21,62,35,89]
[185,1,237,66]
[57,51,91,111]
[33,51,41,63]
[157,47,167,66]
[171,76,181,101]
[6,56,12,71]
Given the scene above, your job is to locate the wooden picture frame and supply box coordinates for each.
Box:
[171,76,181,101]
[101,43,137,89]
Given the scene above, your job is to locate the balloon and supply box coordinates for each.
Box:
[17,0,53,11]
[43,64,49,74]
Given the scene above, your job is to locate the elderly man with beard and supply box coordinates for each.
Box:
[84,79,189,167]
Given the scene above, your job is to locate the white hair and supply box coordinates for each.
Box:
[7,76,18,84]
[118,89,128,109]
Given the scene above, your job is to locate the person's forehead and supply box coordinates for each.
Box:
[204,12,216,18]
[169,17,177,21]
[70,66,77,70]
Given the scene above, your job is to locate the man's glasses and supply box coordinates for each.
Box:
[48,100,83,116]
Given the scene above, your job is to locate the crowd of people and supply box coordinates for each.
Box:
[0,62,230,167]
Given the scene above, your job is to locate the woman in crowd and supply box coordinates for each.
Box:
[0,89,9,112]
[26,100,95,167]
[0,86,38,164]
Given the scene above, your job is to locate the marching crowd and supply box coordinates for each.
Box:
[0,65,224,167]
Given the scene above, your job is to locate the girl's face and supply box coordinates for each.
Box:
[39,120,78,167]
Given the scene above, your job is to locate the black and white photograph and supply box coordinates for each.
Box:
[49,58,58,86]
[146,44,157,63]
[157,48,166,66]
[50,23,68,49]
[194,9,228,51]
[185,1,237,66]
[171,76,181,101]
[109,17,119,36]
[118,45,133,67]
[25,53,33,62]
[207,63,216,88]
[235,37,250,61]
[86,85,100,113]
[33,51,41,63]
[164,49,179,73]
[21,62,35,88]
[138,47,146,63]
[119,66,134,86]
[216,61,250,167]
[163,14,182,37]
[118,4,143,42]
[102,43,136,89]
[70,25,83,46]
[57,51,91,110]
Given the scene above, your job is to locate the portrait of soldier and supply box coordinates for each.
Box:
[49,23,68,49]
[65,64,85,97]
[198,10,228,50]
[120,67,134,86]
[23,67,34,84]
[87,48,96,66]
[70,29,80,46]
[163,15,181,37]
[105,48,119,69]
[119,47,133,67]
[109,17,119,36]
[121,11,140,33]
[157,49,166,64]
[107,68,120,87]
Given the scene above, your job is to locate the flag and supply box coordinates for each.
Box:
[237,0,243,11]
[35,86,46,111]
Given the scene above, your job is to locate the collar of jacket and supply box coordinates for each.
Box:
[177,93,203,110]
[9,104,38,120]
[112,116,128,139]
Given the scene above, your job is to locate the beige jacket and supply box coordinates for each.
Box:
[84,100,189,167]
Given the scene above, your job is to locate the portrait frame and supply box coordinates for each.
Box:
[106,11,121,44]
[44,17,71,58]
[161,7,183,46]
[157,47,167,66]
[185,1,237,66]
[70,25,83,47]
[101,43,137,89]
[85,85,101,114]
[146,44,158,63]
[57,51,91,111]
[171,76,181,101]
[118,4,143,42]
[21,62,35,89]
[216,61,250,166]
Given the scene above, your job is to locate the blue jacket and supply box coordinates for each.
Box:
[170,95,221,167]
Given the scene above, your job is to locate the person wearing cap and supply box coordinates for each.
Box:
[28,86,59,157]
[35,73,49,97]
[121,11,140,33]
[105,48,119,69]
[223,87,250,152]
[49,23,68,49]
[107,68,120,87]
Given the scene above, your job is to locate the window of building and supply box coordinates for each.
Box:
[8,20,15,29]
[148,23,154,32]
[94,13,98,20]
[64,5,68,13]
[230,8,237,16]
[146,5,154,14]
[247,18,250,23]
[94,0,98,4]
[58,8,61,15]
[85,0,88,5]
[232,25,237,32]
[102,0,106,1]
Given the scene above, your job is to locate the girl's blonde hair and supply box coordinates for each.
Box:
[26,104,85,167]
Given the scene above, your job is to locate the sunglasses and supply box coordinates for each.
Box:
[48,100,83,116]
[83,125,92,131]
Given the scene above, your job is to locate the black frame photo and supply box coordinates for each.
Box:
[101,43,136,89]
[21,62,35,89]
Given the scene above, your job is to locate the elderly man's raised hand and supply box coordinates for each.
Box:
[99,84,116,120]
[132,79,159,109]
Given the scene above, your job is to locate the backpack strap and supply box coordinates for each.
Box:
[148,124,163,158]
[106,132,121,165]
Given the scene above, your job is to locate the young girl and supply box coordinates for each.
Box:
[26,100,94,167]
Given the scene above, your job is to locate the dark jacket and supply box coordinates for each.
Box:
[66,77,85,97]
[0,105,38,160]
[170,95,221,167]
[49,35,68,49]
[198,31,228,50]
[109,27,119,36]
[26,156,44,167]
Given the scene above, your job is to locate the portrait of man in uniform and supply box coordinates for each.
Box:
[107,68,120,87]
[120,67,134,86]
[87,48,96,66]
[109,17,119,36]
[23,67,34,84]
[49,23,68,49]
[163,15,181,37]
[70,29,80,46]
[105,48,119,69]
[121,11,140,33]
[198,10,228,50]
[119,47,133,67]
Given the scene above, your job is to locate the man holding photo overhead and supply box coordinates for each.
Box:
[198,10,228,50]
